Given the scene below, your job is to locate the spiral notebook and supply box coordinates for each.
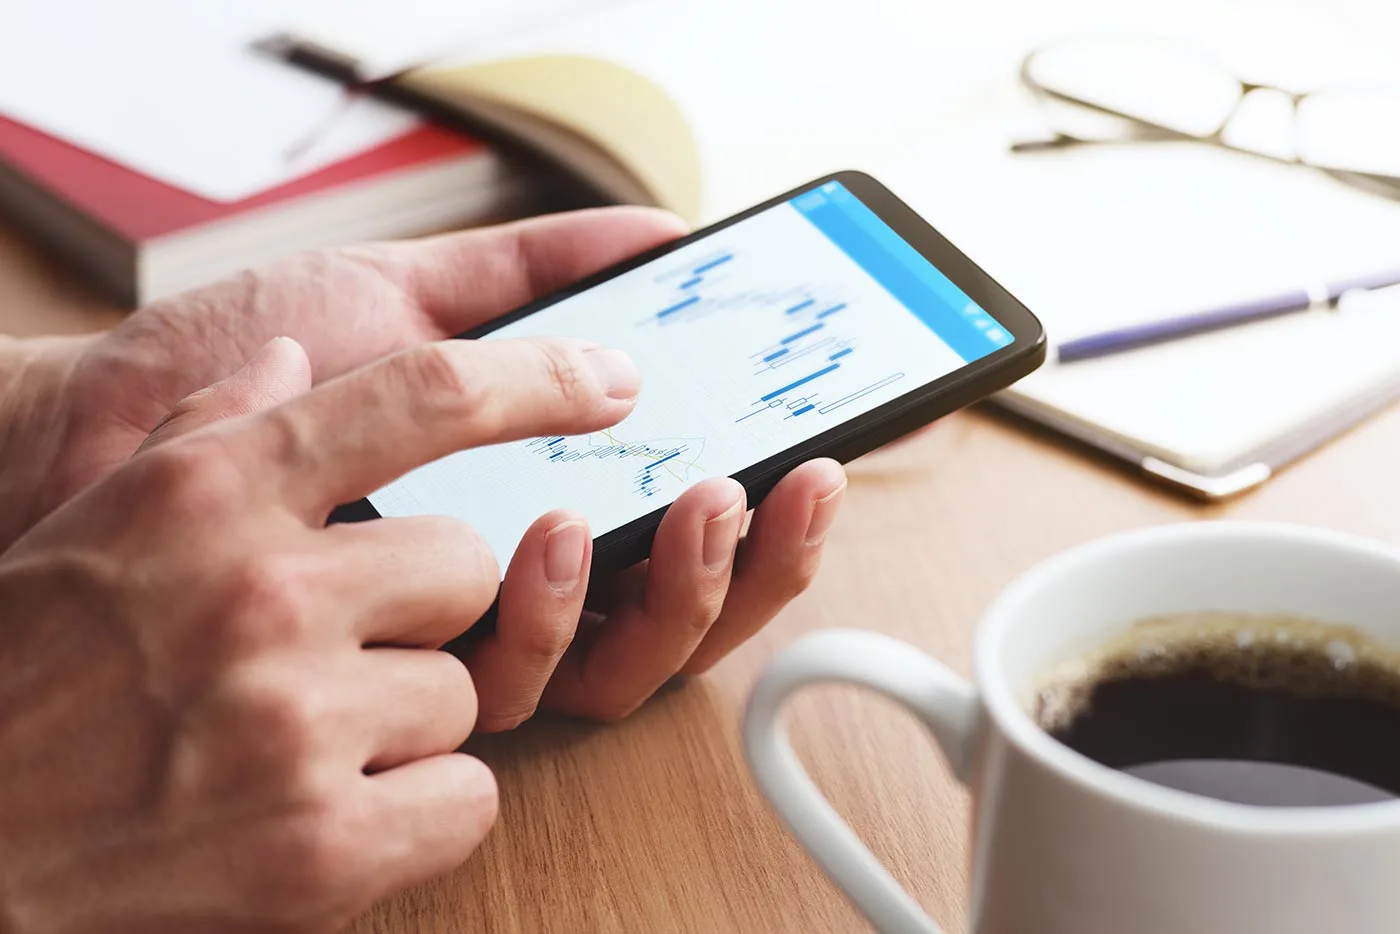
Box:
[884,132,1400,498]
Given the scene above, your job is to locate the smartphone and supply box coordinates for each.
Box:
[331,172,1046,574]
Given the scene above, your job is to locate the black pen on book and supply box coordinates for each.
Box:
[1056,268,1400,364]
[252,34,414,162]
[252,32,572,190]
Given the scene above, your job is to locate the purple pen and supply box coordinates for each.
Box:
[1055,268,1400,364]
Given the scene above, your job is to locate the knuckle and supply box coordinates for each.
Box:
[135,437,246,512]
[512,614,577,661]
[256,801,371,925]
[319,242,398,283]
[220,554,317,653]
[668,584,728,634]
[281,806,365,892]
[168,385,217,419]
[533,339,587,404]
[419,516,500,623]
[745,550,820,607]
[684,601,725,634]
[250,406,314,472]
[398,343,490,422]
[428,514,493,566]
[781,559,821,602]
[223,676,330,770]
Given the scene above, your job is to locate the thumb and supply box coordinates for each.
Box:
[138,336,312,453]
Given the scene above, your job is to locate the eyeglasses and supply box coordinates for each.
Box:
[1014,35,1400,196]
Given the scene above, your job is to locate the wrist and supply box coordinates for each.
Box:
[0,335,97,548]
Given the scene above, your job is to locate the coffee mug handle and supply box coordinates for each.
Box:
[744,629,979,934]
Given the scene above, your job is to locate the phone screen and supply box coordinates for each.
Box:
[367,180,1014,568]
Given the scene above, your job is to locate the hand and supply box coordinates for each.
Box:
[150,331,848,736]
[0,208,688,550]
[0,333,638,932]
[5,208,849,727]
[465,457,847,729]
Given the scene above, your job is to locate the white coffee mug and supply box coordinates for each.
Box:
[743,521,1400,934]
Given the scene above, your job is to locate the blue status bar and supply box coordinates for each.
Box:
[789,181,1012,362]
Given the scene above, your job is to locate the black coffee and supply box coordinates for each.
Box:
[1032,614,1400,807]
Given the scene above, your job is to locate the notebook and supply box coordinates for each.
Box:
[275,0,997,226]
[0,0,625,306]
[877,127,1400,498]
[374,52,703,222]
[0,0,628,202]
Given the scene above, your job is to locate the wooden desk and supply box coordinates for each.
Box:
[6,214,1400,933]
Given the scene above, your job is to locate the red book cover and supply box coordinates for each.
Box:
[0,114,484,242]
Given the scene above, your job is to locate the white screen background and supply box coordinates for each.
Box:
[368,200,968,569]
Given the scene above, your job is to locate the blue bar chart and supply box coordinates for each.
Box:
[368,179,1006,572]
[637,246,914,428]
[525,432,705,499]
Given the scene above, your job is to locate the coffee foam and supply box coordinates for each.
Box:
[1026,612,1400,733]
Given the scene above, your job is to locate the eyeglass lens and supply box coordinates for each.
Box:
[1024,36,1400,179]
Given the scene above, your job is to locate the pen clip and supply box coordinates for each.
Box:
[1337,282,1400,313]
[1304,282,1334,311]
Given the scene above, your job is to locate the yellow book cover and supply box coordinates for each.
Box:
[398,53,703,224]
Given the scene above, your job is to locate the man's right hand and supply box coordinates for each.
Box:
[0,335,640,934]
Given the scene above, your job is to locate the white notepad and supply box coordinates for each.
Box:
[881,131,1400,497]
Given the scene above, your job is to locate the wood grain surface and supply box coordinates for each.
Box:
[5,214,1400,932]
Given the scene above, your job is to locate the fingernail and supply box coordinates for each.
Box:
[805,480,847,546]
[544,520,588,589]
[583,347,642,400]
[702,498,743,571]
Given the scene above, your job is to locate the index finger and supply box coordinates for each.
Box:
[235,336,641,521]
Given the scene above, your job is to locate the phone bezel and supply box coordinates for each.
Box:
[331,170,1047,573]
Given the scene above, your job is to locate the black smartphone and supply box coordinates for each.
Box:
[331,171,1045,574]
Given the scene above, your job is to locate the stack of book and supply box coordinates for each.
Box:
[0,115,543,306]
[0,10,700,307]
